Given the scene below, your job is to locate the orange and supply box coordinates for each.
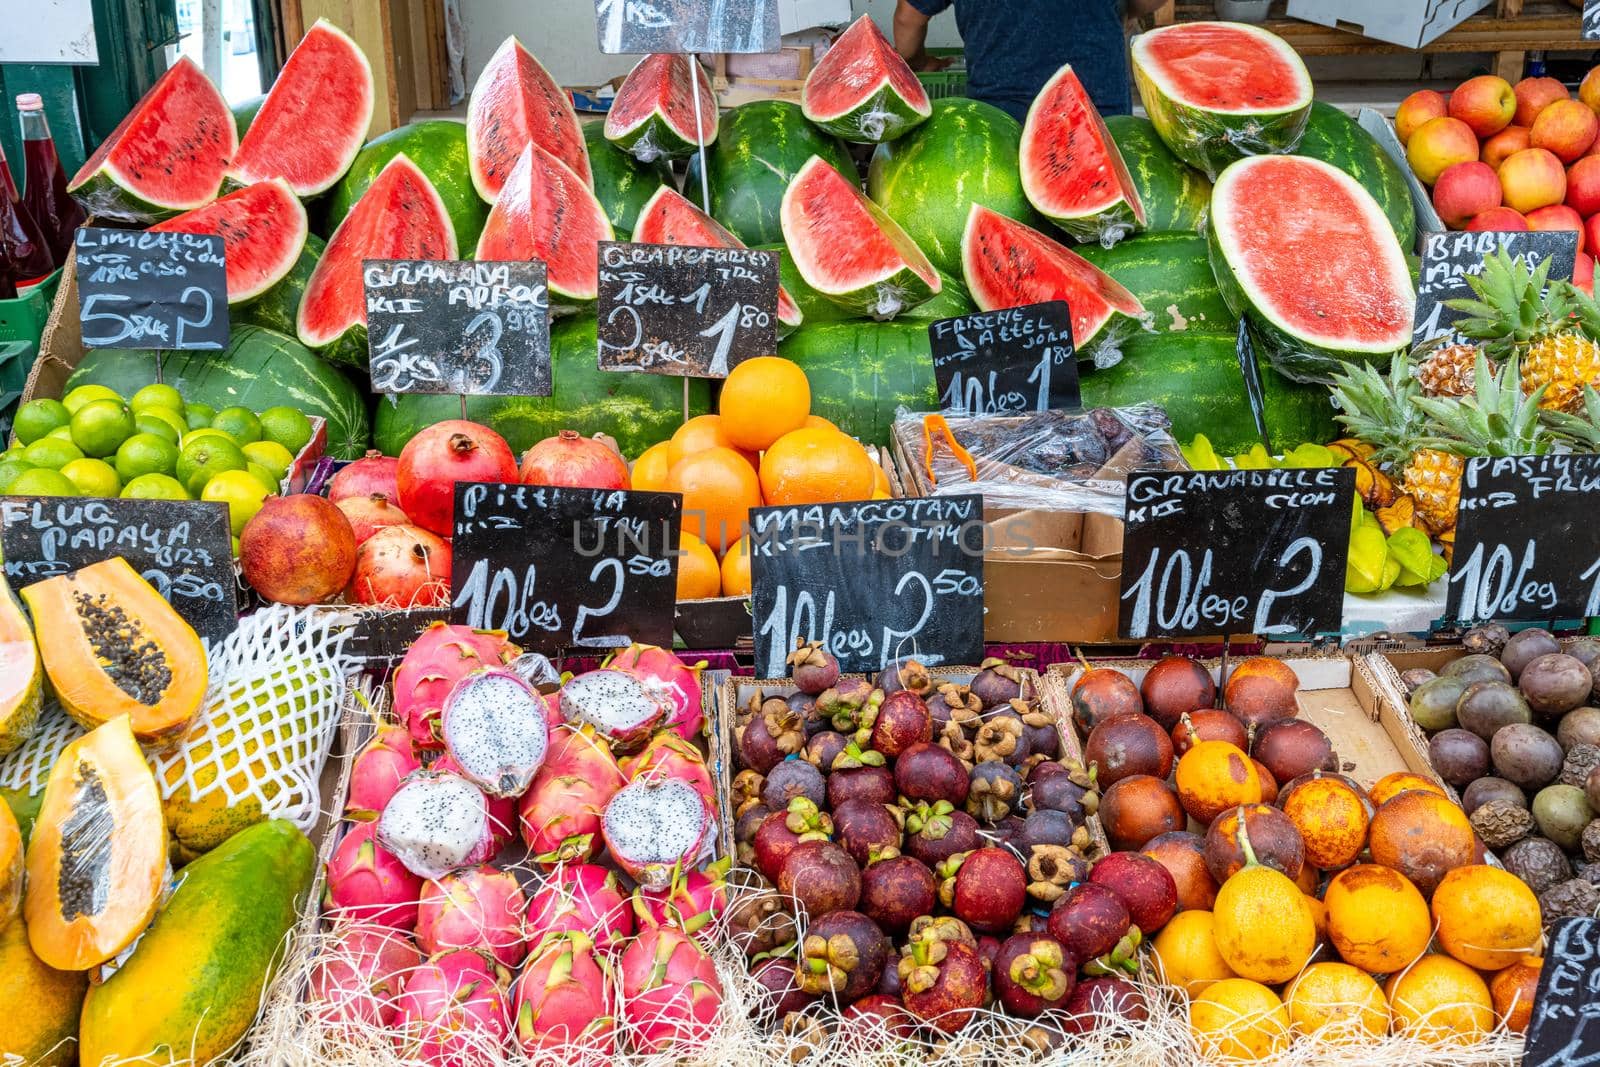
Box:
[667,414,757,469]
[719,356,810,451]
[721,535,752,596]
[802,414,838,433]
[666,447,763,554]
[871,461,891,496]
[759,428,876,506]
[632,441,673,491]
[675,532,722,599]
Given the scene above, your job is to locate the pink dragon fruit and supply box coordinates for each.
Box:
[394,622,521,750]
[309,921,423,1027]
[345,723,423,820]
[602,777,715,892]
[510,931,616,1056]
[605,643,706,741]
[378,770,499,880]
[621,731,715,809]
[525,863,634,951]
[618,926,724,1055]
[325,821,424,930]
[392,948,510,1067]
[433,753,517,853]
[416,864,529,968]
[518,724,625,868]
[558,668,667,750]
[632,857,730,938]
[440,669,550,798]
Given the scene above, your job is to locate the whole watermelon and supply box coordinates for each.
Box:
[323,120,488,251]
[1077,232,1232,334]
[687,100,855,246]
[778,321,939,445]
[1103,115,1211,234]
[373,317,709,457]
[1293,102,1417,250]
[867,98,1041,277]
[766,242,975,326]
[235,233,324,336]
[585,122,671,238]
[65,326,371,458]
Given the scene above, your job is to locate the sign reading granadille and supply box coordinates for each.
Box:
[1522,916,1600,1067]
[595,0,779,55]
[76,227,230,350]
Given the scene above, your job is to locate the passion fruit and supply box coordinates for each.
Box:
[1188,978,1290,1061]
[1367,790,1477,895]
[1099,774,1185,851]
[1142,831,1219,912]
[1204,805,1304,883]
[1175,741,1263,825]
[1385,954,1493,1047]
[1070,669,1143,735]
[1491,723,1565,791]
[1282,962,1388,1043]
[1428,728,1490,788]
[1151,909,1235,996]
[1407,674,1467,732]
[1520,653,1594,717]
[1441,653,1512,685]
[1171,708,1247,755]
[1211,849,1317,985]
[1251,719,1336,785]
[1489,956,1541,1033]
[1501,627,1561,681]
[1460,775,1526,815]
[1139,656,1215,731]
[1278,775,1370,870]
[1323,864,1431,973]
[1558,707,1600,750]
[1252,760,1279,804]
[1531,783,1594,850]
[1431,864,1542,971]
[1368,771,1447,806]
[1084,713,1173,786]
[1456,680,1533,740]
[1222,657,1300,729]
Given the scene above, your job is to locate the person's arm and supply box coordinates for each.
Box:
[893,0,949,71]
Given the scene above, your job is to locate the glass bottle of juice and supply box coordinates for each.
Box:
[0,140,55,288]
[17,94,85,264]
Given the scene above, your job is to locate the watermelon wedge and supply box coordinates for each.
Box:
[225,20,374,197]
[1021,65,1146,246]
[467,36,591,203]
[475,142,613,311]
[296,154,457,366]
[605,54,718,163]
[962,204,1147,368]
[634,187,802,336]
[149,179,309,304]
[68,57,235,223]
[801,15,931,144]
[1208,154,1414,384]
[780,155,940,320]
[1130,21,1313,180]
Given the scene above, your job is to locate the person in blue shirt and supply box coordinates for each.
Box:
[893,0,1167,122]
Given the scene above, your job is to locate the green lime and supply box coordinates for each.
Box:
[121,473,189,501]
[176,437,247,497]
[181,428,234,449]
[134,412,181,445]
[141,406,188,440]
[20,438,84,470]
[201,469,272,535]
[184,402,216,430]
[61,384,122,414]
[59,458,121,498]
[245,462,278,492]
[69,399,136,458]
[257,406,313,456]
[115,433,181,483]
[211,406,262,445]
[12,399,70,445]
[129,383,185,414]
[0,456,33,493]
[7,468,78,496]
[242,440,294,483]
[46,426,75,442]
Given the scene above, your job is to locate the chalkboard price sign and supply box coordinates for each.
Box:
[1118,468,1354,639]
[596,0,779,55]
[596,241,777,378]
[748,495,986,678]
[345,607,454,665]
[0,496,238,644]
[929,300,1078,415]
[450,482,682,653]
[1414,230,1578,346]
[365,260,551,396]
[1523,917,1600,1067]
[1444,454,1600,623]
[75,227,229,350]
[1585,0,1600,40]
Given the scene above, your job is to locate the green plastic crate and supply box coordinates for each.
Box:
[0,269,61,347]
[0,340,33,442]
[916,49,967,100]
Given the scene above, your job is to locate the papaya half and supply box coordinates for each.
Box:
[0,800,20,928]
[79,818,315,1067]
[0,918,88,1067]
[0,571,44,755]
[20,556,206,745]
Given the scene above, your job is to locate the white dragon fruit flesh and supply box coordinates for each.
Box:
[378,769,498,880]
[602,777,714,891]
[559,669,666,750]
[345,723,423,820]
[416,863,529,968]
[441,669,550,798]
[605,643,706,741]
[433,753,517,853]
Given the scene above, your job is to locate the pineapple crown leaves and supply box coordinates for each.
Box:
[1413,352,1555,458]
[1328,353,1429,466]
[1542,383,1600,450]
[1444,249,1600,355]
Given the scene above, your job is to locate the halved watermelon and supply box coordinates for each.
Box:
[467,36,591,203]
[296,154,457,366]
[962,204,1147,368]
[475,142,612,311]
[1130,21,1313,180]
[1208,154,1414,384]
[1022,65,1146,246]
[801,15,931,144]
[634,187,802,336]
[225,20,374,197]
[68,57,235,223]
[149,179,308,304]
[780,155,940,320]
[605,54,717,162]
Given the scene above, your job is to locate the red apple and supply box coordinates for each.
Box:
[1500,148,1568,214]
[1482,125,1532,171]
[1567,156,1600,217]
[1407,116,1483,185]
[1527,203,1586,254]
[1433,161,1503,228]
[1576,252,1595,297]
[1396,89,1449,144]
[1531,99,1600,164]
[1466,206,1529,232]
[1514,76,1570,128]
[1449,75,1517,138]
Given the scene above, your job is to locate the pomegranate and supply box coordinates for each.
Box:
[240,494,357,605]
[350,524,452,607]
[520,430,630,489]
[396,420,519,535]
[328,450,401,503]
[336,493,412,546]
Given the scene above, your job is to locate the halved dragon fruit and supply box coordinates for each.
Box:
[604,642,707,741]
[416,863,529,968]
[345,723,423,820]
[602,777,715,892]
[441,669,550,798]
[618,926,723,1055]
[324,821,424,930]
[622,732,715,810]
[519,724,626,867]
[525,862,634,950]
[511,931,617,1056]
[392,949,509,1067]
[559,668,667,750]
[393,622,521,750]
[433,753,518,853]
[148,179,309,303]
[377,769,498,880]
[309,921,422,1028]
[605,53,718,162]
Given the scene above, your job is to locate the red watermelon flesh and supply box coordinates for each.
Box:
[633,186,802,332]
[962,204,1146,364]
[149,179,308,303]
[604,54,718,162]
[225,19,374,196]
[802,15,931,143]
[1136,22,1307,114]
[467,36,591,203]
[1021,64,1146,243]
[475,141,613,308]
[68,57,235,221]
[296,154,457,350]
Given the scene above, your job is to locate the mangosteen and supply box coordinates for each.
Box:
[734,804,771,866]
[993,933,1076,1016]
[1457,681,1534,740]
[1141,830,1219,913]
[967,760,1024,823]
[1398,667,1438,696]
[876,955,902,997]
[1099,773,1185,851]
[1502,628,1562,681]
[1559,707,1600,750]
[935,847,1028,934]
[1408,675,1467,732]
[1085,713,1174,786]
[832,799,903,867]
[1503,835,1574,893]
[1172,708,1248,755]
[1492,723,1566,790]
[1563,744,1600,789]
[1252,719,1336,784]
[877,657,933,697]
[895,741,971,807]
[858,854,937,933]
[1013,699,1062,760]
[828,764,897,810]
[753,799,833,882]
[1469,798,1535,849]
[762,759,828,812]
[838,993,916,1050]
[1204,804,1304,884]
[1140,655,1217,730]
[726,885,799,959]
[802,730,849,773]
[1428,728,1492,789]
[731,768,766,815]
[897,921,988,1033]
[753,956,818,1016]
[971,657,1026,709]
[1461,622,1511,658]
[787,691,828,738]
[818,678,882,733]
[1089,850,1178,935]
[927,682,982,731]
[779,840,861,919]
[1071,669,1144,734]
[868,689,933,758]
[1540,878,1600,922]
[1061,976,1148,1035]
[985,813,1028,855]
[1461,776,1526,815]
[787,639,841,695]
[936,718,977,766]
[737,710,786,774]
[1019,808,1079,852]
[974,708,1031,766]
[1046,882,1132,961]
[1443,653,1514,686]
[1023,841,1091,906]
[795,909,889,1002]
[1520,653,1594,718]
[1533,784,1595,851]
[1028,761,1098,821]
[904,801,981,866]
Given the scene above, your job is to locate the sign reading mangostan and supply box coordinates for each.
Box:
[928,301,1079,415]
[449,482,682,653]
[747,495,986,678]
[75,227,230,350]
[596,0,779,55]
[1523,916,1600,1067]
[1118,468,1355,640]
[1413,230,1578,347]
[595,241,778,378]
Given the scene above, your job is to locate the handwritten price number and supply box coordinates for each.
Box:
[80,285,215,346]
[1122,537,1323,638]
[1449,539,1585,622]
[941,344,1071,414]
[455,554,669,643]
[141,567,227,604]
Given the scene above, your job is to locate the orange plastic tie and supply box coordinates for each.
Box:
[921,414,976,485]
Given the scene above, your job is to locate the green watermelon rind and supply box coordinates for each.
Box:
[778,320,939,445]
[604,55,717,162]
[1208,155,1414,384]
[766,242,973,326]
[324,120,489,254]
[236,233,326,336]
[1104,115,1211,234]
[800,17,931,145]
[1076,232,1233,335]
[1293,101,1418,252]
[1020,65,1147,245]
[584,123,671,238]
[804,84,932,145]
[1130,22,1314,180]
[150,179,310,305]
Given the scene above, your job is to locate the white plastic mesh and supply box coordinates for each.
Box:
[0,702,84,795]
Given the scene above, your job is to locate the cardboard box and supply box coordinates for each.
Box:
[1286,0,1495,49]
